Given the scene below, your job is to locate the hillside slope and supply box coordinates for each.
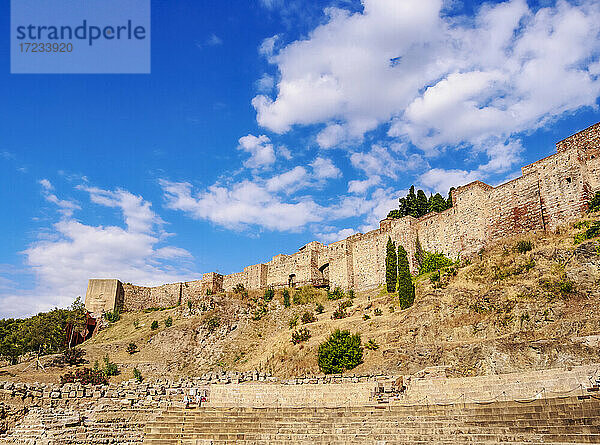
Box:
[4,213,600,383]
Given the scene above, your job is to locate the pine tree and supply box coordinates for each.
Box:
[385,237,397,293]
[397,245,415,309]
[428,193,448,213]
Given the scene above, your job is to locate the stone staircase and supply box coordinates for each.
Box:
[142,395,600,444]
[1,407,150,444]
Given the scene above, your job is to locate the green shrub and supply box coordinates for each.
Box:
[389,306,395,313]
[102,355,119,376]
[151,320,159,330]
[291,327,311,345]
[340,299,353,309]
[283,289,291,308]
[233,283,246,294]
[61,367,108,385]
[363,314,370,320]
[127,343,138,355]
[164,316,173,328]
[263,287,275,302]
[252,303,268,320]
[133,319,140,329]
[430,270,440,283]
[187,300,193,311]
[515,240,533,253]
[365,339,379,350]
[574,221,600,244]
[331,305,347,320]
[374,308,382,316]
[327,286,345,300]
[347,289,355,299]
[589,191,600,212]
[105,309,120,323]
[419,251,454,274]
[301,311,316,324]
[317,329,363,374]
[288,314,299,329]
[133,367,143,383]
[206,316,220,332]
[315,302,324,314]
[62,347,85,365]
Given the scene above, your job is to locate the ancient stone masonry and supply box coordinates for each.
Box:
[85,123,600,313]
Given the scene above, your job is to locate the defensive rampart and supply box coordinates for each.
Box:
[85,123,600,313]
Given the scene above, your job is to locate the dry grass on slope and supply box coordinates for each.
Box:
[3,214,599,383]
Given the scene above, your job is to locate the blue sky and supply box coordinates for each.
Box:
[1,0,600,318]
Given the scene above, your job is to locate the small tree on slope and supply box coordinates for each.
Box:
[385,237,397,293]
[397,245,415,309]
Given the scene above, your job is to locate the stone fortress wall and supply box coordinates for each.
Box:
[85,123,600,314]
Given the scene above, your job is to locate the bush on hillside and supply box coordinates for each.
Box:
[397,245,415,309]
[515,240,533,253]
[62,347,85,365]
[127,343,138,355]
[315,302,324,314]
[263,287,275,302]
[164,316,173,328]
[331,305,348,320]
[105,309,120,323]
[283,289,291,308]
[327,286,345,300]
[573,220,600,244]
[150,320,159,330]
[419,251,454,275]
[288,314,299,329]
[317,329,363,374]
[133,367,143,383]
[589,191,600,212]
[102,355,119,376]
[291,328,311,345]
[301,311,316,324]
[61,367,108,386]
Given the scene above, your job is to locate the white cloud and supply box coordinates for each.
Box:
[1,186,195,318]
[39,179,80,217]
[310,157,341,179]
[419,168,481,194]
[207,34,223,46]
[266,166,307,192]
[347,175,380,194]
[256,73,275,92]
[315,227,357,244]
[238,134,276,169]
[277,145,292,160]
[259,35,280,58]
[253,0,600,166]
[39,179,53,190]
[161,179,323,232]
[316,123,347,149]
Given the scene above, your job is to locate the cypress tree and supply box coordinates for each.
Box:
[406,186,418,217]
[385,237,397,293]
[416,189,429,217]
[447,187,455,208]
[397,245,415,309]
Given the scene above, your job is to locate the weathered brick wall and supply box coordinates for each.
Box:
[245,263,268,289]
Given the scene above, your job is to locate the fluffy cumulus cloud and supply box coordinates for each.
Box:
[0,184,195,318]
[238,134,276,169]
[253,0,600,166]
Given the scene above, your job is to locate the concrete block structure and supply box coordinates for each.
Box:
[85,123,600,313]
